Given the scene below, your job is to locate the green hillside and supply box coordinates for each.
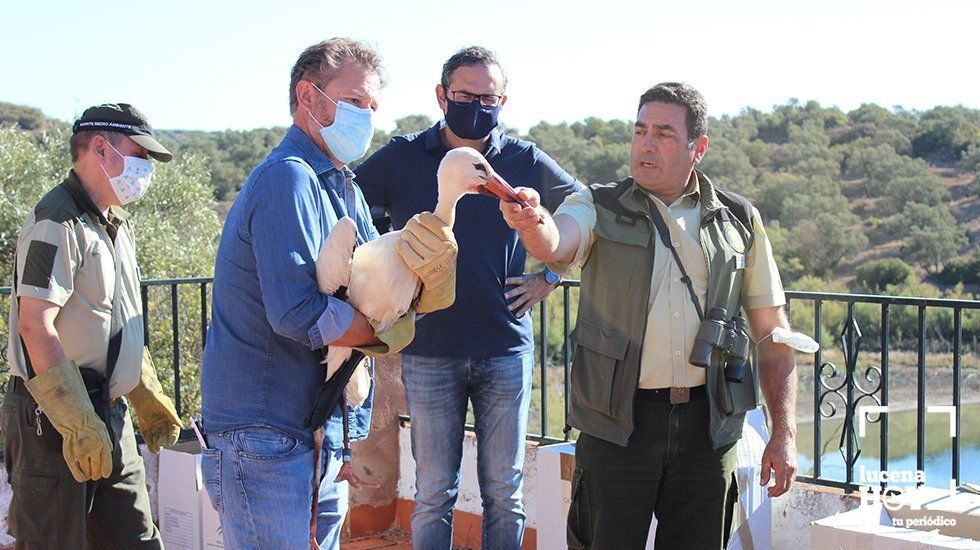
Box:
[2,100,977,291]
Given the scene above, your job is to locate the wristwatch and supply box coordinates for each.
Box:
[543,268,562,286]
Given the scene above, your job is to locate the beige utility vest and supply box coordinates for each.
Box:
[569,172,759,449]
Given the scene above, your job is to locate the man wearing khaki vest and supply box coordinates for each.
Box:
[3,104,182,548]
[499,83,799,549]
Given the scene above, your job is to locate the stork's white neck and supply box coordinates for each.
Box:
[434,191,462,228]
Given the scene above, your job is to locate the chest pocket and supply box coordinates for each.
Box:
[703,213,752,304]
[78,229,116,310]
[590,208,651,293]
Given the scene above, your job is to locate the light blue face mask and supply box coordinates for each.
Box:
[309,82,374,164]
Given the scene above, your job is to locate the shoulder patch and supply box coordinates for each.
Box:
[723,224,746,254]
[21,240,59,289]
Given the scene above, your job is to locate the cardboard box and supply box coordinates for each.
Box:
[535,408,772,550]
[811,502,980,549]
[158,442,224,550]
[536,442,576,550]
[889,486,980,541]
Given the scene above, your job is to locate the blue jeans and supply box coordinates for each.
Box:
[401,352,533,550]
[201,426,348,549]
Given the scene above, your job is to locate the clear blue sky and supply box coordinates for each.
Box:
[2,0,978,133]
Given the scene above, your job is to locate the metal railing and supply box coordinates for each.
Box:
[518,286,979,493]
[786,291,978,492]
[2,280,977,492]
[0,277,212,443]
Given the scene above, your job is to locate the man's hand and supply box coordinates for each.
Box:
[760,431,797,497]
[499,187,543,231]
[748,305,798,498]
[505,271,557,318]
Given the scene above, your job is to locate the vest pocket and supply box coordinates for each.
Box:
[570,319,630,417]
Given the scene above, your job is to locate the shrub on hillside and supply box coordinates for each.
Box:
[855,258,915,293]
[933,251,980,286]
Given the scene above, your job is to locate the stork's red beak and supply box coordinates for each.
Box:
[478,173,545,224]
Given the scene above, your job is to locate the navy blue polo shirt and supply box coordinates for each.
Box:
[355,122,582,358]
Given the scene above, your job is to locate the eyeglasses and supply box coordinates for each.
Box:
[446,89,503,108]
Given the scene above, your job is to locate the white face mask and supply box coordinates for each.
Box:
[308,83,374,164]
[100,140,153,205]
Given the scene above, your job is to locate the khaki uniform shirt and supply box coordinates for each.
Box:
[551,172,785,389]
[7,171,145,398]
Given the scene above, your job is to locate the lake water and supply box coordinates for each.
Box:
[797,401,980,488]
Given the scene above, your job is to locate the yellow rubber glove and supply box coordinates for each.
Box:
[126,348,182,454]
[25,360,113,482]
[354,311,416,358]
[397,212,457,313]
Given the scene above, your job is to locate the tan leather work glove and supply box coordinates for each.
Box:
[127,348,182,454]
[396,212,457,314]
[25,360,113,482]
[354,311,416,358]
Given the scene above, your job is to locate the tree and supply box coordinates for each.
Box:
[0,102,49,131]
[698,137,757,195]
[848,104,894,126]
[787,214,868,275]
[880,173,949,214]
[855,258,915,293]
[912,106,980,162]
[394,114,434,135]
[898,203,969,273]
[958,141,980,172]
[934,249,980,286]
[764,221,806,284]
[755,172,867,275]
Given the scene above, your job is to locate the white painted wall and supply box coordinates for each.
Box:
[397,423,866,550]
[771,482,862,550]
[0,432,866,550]
[0,468,12,547]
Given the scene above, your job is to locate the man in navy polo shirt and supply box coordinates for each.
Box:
[355,46,582,549]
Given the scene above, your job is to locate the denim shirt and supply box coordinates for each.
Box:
[201,125,379,448]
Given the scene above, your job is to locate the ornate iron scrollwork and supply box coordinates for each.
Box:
[816,308,883,479]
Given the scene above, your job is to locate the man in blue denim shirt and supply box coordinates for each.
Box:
[200,39,458,549]
[355,47,582,549]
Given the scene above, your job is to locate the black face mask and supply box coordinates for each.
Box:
[444,98,500,140]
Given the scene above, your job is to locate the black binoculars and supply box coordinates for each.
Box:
[689,307,750,383]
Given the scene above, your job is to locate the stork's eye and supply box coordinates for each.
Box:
[472,162,488,177]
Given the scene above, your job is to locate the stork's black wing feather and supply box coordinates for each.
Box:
[305,349,366,429]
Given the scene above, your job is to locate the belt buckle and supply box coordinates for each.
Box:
[669,387,690,404]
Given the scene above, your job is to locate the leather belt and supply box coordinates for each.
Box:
[636,385,707,404]
[9,376,122,406]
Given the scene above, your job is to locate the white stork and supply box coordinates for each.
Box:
[312,146,527,486]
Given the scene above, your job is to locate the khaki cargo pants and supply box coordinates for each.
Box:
[1,378,162,549]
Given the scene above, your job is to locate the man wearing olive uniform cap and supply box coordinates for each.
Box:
[3,103,182,548]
